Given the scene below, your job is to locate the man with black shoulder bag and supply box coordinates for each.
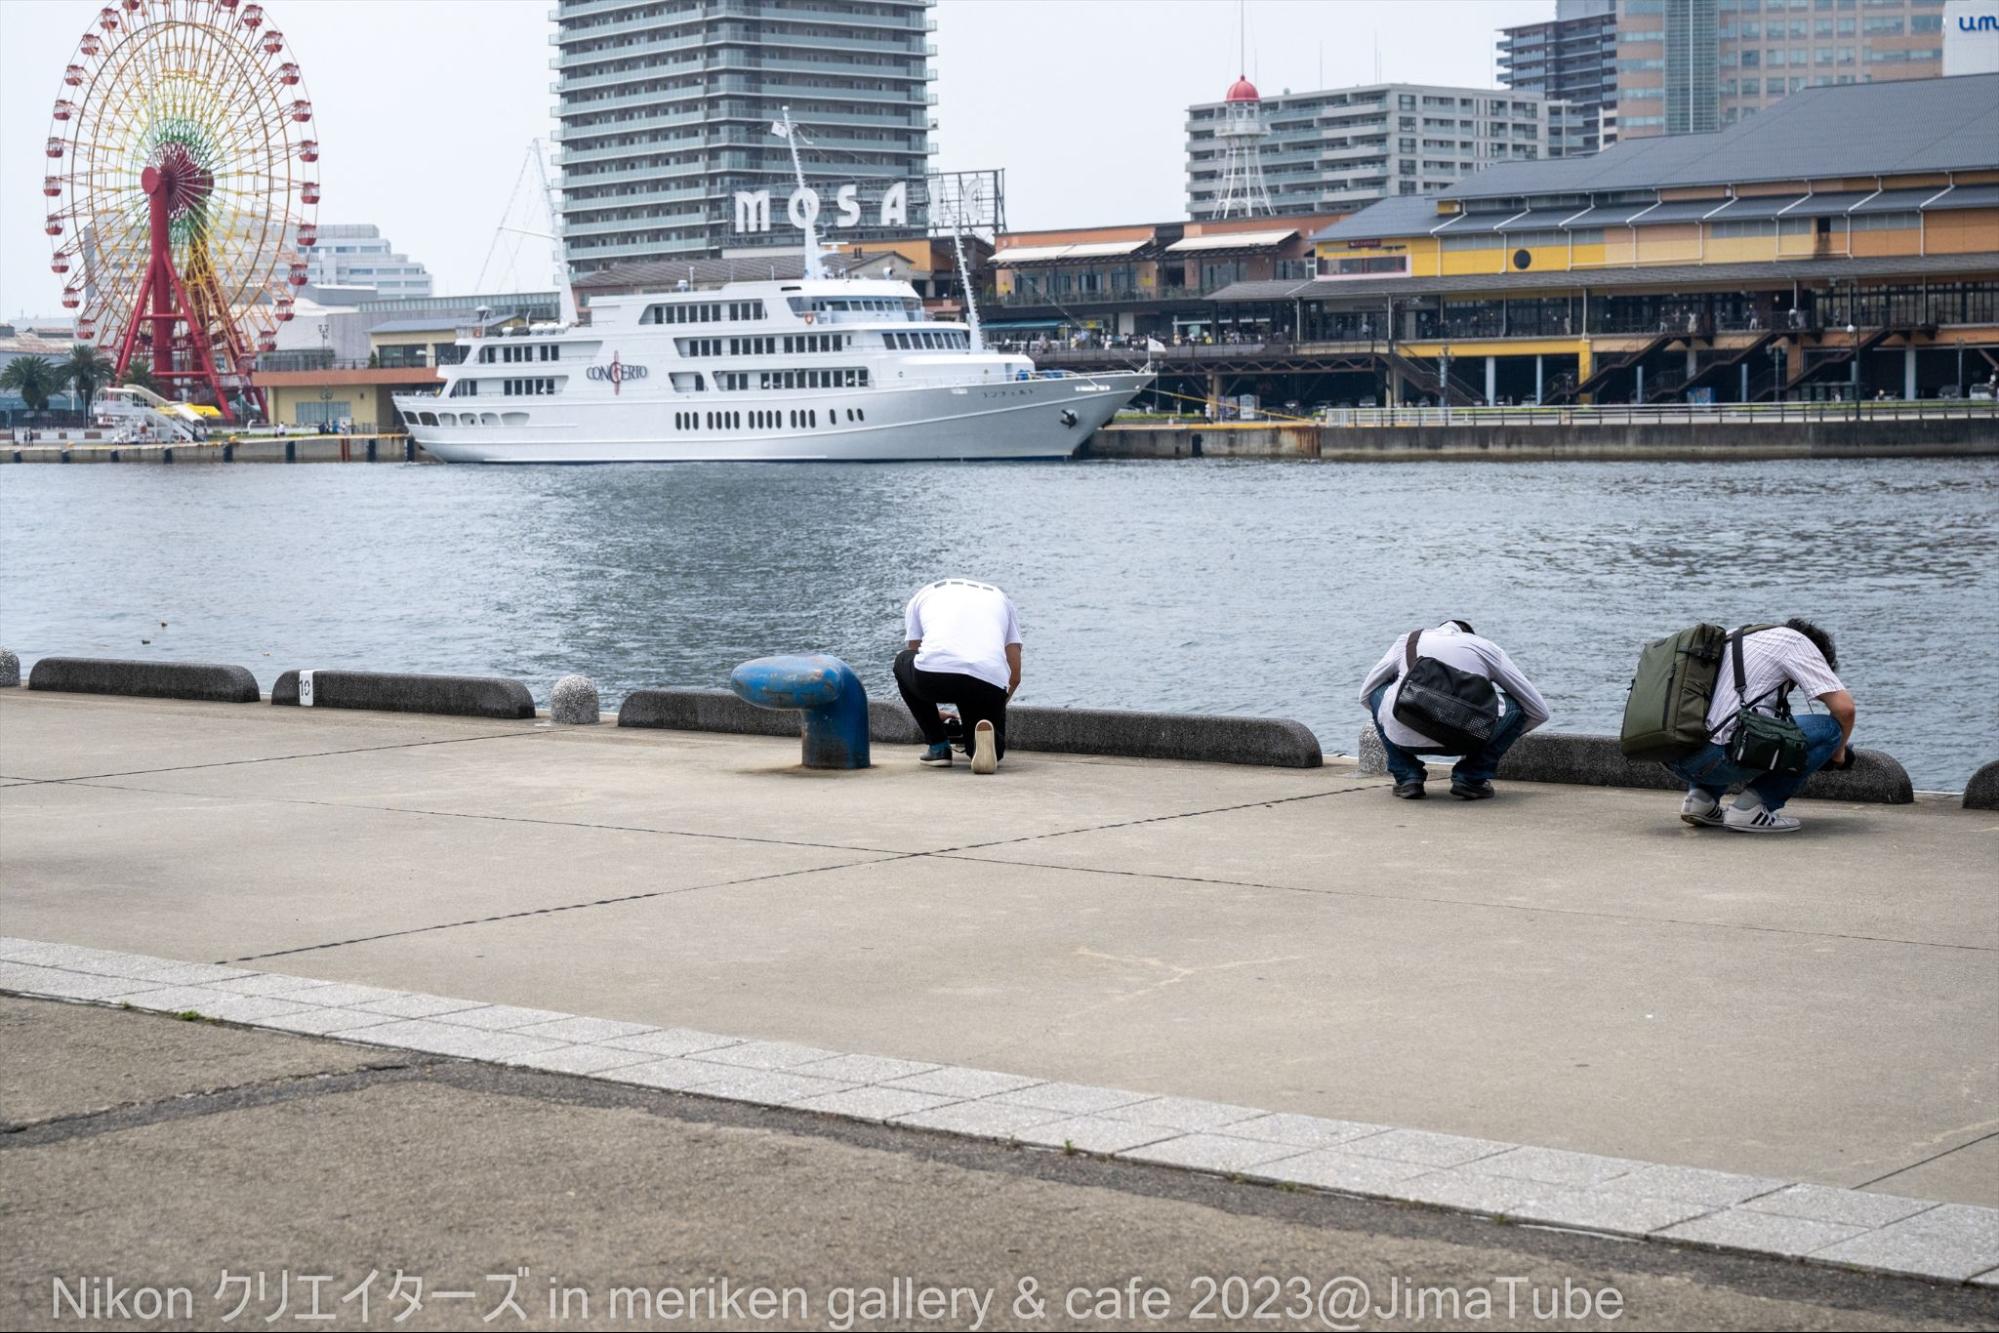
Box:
[1359,621,1551,801]
[1667,619,1856,834]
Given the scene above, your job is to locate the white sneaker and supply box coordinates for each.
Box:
[1724,801,1801,834]
[1680,791,1724,827]
[970,719,999,775]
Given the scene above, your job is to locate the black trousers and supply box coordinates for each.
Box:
[893,649,1007,758]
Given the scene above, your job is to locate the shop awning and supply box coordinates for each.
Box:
[1707,195,1806,221]
[1630,198,1733,223]
[1924,183,1999,211]
[993,239,1148,265]
[1165,229,1297,252]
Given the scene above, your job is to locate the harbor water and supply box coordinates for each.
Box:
[3,456,1995,790]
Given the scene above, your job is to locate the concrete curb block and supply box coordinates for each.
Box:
[26,656,259,704]
[1006,704,1322,768]
[1493,732,1914,805]
[5,934,1997,1288]
[1965,761,1999,811]
[619,688,1320,768]
[271,669,535,720]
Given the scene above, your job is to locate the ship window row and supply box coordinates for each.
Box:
[886,330,969,350]
[641,299,766,325]
[710,368,871,391]
[663,408,868,433]
[448,380,479,397]
[787,295,923,320]
[414,411,528,427]
[503,377,558,396]
[686,334,851,356]
[479,344,562,363]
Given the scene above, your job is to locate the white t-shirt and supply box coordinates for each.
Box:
[1704,627,1845,742]
[1357,624,1552,750]
[905,579,1021,692]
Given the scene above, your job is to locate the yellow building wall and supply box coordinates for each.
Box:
[1926,210,1999,255]
[1702,233,1782,264]
[1633,223,1702,264]
[1849,226,1923,258]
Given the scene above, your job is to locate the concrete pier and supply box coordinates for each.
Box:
[1087,414,1999,463]
[4,435,428,464]
[4,689,1993,1220]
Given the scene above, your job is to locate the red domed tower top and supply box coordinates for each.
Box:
[1225,74,1260,103]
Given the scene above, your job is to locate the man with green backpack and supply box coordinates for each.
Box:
[1619,619,1856,834]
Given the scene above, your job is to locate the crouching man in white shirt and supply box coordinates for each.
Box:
[1666,619,1855,834]
[1358,620,1551,801]
[894,578,1022,775]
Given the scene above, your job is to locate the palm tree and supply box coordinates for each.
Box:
[120,361,161,398]
[62,343,118,421]
[0,355,63,418]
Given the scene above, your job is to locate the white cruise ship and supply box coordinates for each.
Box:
[392,281,1149,464]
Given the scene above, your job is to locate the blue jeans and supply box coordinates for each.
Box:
[1368,685,1530,786]
[1665,713,1845,811]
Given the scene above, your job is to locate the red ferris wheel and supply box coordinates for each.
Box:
[43,0,320,423]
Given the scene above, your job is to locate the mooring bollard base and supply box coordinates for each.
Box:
[550,674,600,725]
[728,654,871,770]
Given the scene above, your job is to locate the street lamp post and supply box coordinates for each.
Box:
[1847,322,1860,406]
[1440,339,1451,426]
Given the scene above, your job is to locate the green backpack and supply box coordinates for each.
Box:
[1619,624,1729,762]
[1620,623,1782,762]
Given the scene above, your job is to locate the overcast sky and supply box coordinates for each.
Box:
[1,0,1550,318]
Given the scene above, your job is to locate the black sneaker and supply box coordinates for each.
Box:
[1392,780,1426,800]
[1450,779,1495,800]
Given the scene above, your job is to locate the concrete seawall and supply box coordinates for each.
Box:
[1087,418,1999,463]
[5,437,427,464]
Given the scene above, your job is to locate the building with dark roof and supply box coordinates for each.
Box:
[1024,75,1997,410]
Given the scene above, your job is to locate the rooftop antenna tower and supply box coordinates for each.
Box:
[1214,3,1273,219]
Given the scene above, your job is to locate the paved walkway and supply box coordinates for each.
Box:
[6,996,1996,1331]
[2,692,1994,1216]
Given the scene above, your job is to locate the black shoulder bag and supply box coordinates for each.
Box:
[1719,626,1810,775]
[1391,628,1499,753]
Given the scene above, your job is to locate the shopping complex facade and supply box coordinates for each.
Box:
[1000,74,1998,411]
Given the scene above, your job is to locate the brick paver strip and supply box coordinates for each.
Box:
[5,934,1996,1287]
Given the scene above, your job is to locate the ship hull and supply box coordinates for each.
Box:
[396,372,1149,464]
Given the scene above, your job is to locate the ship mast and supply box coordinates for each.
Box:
[777,107,825,282]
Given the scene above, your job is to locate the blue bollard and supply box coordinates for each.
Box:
[728,653,871,770]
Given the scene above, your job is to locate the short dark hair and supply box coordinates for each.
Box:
[1786,617,1838,671]
[1448,619,1477,635]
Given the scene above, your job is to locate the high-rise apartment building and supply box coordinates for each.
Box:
[553,0,936,275]
[1187,82,1564,219]
[1498,0,1618,154]
[293,225,434,299]
[1615,0,1948,140]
